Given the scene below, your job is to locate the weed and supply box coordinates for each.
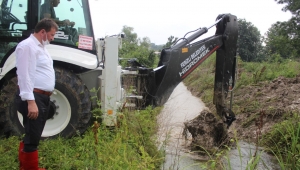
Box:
[253,66,266,84]
[0,107,163,169]
[260,112,300,169]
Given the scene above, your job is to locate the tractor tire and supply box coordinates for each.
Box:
[0,77,23,137]
[0,67,92,138]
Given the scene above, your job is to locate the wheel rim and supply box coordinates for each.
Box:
[17,89,72,137]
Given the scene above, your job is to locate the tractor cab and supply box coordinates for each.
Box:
[0,0,95,63]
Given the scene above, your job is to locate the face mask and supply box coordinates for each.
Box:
[42,32,50,46]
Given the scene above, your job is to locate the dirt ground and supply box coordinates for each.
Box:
[185,74,300,149]
[232,74,300,141]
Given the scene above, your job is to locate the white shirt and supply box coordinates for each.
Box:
[16,34,55,101]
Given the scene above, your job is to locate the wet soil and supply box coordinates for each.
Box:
[229,75,300,142]
[184,110,227,154]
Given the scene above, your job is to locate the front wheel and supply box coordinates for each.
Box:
[0,68,92,138]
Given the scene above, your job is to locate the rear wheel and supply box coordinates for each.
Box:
[0,77,23,137]
[0,68,92,138]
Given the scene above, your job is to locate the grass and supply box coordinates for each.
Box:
[0,107,164,170]
[260,113,300,169]
[184,54,300,114]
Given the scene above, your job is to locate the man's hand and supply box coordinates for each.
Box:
[27,100,39,119]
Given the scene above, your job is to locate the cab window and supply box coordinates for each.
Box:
[39,0,93,47]
[0,0,27,61]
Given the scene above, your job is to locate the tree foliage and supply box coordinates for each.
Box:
[237,19,264,62]
[275,0,300,16]
[119,26,157,67]
[150,43,163,51]
[264,0,300,59]
[264,21,297,60]
[163,36,178,48]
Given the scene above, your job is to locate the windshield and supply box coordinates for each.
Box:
[0,0,95,65]
[39,0,94,49]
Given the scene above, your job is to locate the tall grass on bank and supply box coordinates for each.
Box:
[238,59,300,87]
[260,113,300,169]
[184,54,300,108]
[0,107,163,170]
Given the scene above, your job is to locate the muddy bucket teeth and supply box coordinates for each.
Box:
[223,108,236,128]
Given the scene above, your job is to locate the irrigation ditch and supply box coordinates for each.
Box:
[158,82,280,170]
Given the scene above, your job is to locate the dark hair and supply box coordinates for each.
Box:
[34,18,58,33]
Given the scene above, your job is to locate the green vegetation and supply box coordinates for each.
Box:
[261,113,300,169]
[264,0,300,60]
[163,36,178,48]
[150,43,163,51]
[238,19,264,62]
[235,1,300,62]
[119,26,159,68]
[238,59,300,87]
[0,107,163,170]
[184,54,300,109]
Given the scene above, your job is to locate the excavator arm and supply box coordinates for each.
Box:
[125,14,238,126]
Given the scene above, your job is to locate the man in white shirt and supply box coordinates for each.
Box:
[15,18,58,170]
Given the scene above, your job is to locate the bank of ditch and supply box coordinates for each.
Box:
[183,54,300,169]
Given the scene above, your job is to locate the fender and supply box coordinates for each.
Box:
[0,44,98,80]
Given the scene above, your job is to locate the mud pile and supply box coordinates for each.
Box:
[236,75,300,113]
[184,110,227,154]
[232,75,300,140]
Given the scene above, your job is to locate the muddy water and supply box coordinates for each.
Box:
[224,141,280,170]
[157,83,280,170]
[157,83,206,170]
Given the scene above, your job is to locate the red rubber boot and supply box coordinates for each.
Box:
[22,150,46,170]
[19,141,24,170]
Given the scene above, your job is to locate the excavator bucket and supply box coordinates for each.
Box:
[213,14,238,126]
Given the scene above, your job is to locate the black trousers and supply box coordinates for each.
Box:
[15,91,50,152]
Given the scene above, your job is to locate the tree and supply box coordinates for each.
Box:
[140,37,151,49]
[275,0,300,17]
[163,36,178,48]
[264,21,297,60]
[122,26,138,44]
[237,19,264,62]
[150,43,163,51]
[119,26,157,67]
[266,0,300,59]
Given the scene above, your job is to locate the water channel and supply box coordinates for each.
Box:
[158,83,280,170]
[157,82,207,169]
